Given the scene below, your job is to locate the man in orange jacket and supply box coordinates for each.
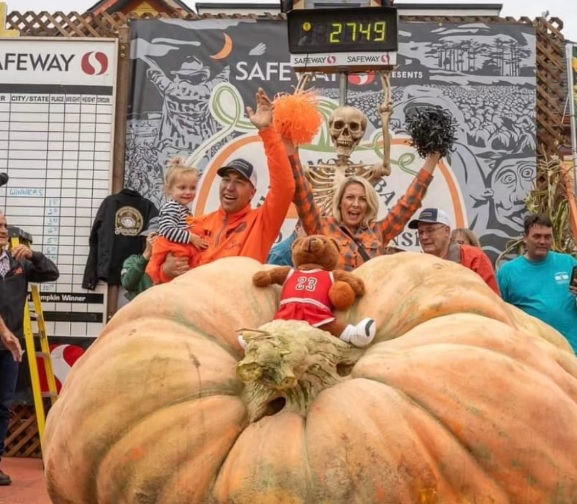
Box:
[408,208,500,296]
[160,88,294,281]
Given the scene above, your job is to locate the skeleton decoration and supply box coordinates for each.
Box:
[298,72,394,216]
[330,106,367,158]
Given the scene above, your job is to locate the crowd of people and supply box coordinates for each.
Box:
[0,88,576,486]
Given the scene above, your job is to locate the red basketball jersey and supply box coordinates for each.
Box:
[274,269,336,327]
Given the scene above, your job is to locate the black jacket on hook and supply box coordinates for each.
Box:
[82,189,158,290]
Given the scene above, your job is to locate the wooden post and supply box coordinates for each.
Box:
[0,3,20,37]
[112,25,131,194]
[107,25,131,321]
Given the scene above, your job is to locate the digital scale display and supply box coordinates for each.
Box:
[287,7,398,54]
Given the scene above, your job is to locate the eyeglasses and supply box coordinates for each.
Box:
[417,225,445,237]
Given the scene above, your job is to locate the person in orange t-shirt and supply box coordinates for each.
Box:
[408,208,500,296]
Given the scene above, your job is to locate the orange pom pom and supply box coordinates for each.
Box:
[273,91,323,146]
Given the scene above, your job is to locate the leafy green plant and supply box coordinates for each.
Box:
[496,150,577,266]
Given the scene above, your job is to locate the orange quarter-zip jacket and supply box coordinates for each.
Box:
[192,126,294,266]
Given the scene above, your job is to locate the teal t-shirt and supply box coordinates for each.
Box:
[497,251,577,351]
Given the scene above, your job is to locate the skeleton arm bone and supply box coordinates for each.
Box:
[378,71,394,177]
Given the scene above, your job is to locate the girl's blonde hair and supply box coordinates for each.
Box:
[451,228,481,247]
[164,157,200,194]
[332,176,380,227]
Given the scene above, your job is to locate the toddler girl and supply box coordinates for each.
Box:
[146,158,207,284]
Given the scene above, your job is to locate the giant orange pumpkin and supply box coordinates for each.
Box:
[43,253,577,503]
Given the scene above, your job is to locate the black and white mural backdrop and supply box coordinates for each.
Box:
[126,18,536,263]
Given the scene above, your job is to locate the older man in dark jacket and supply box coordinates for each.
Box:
[0,213,59,486]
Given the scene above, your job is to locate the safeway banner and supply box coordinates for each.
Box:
[126,18,537,263]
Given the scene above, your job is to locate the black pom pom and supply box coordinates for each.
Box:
[405,106,457,158]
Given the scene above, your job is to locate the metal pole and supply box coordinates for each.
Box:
[339,72,348,106]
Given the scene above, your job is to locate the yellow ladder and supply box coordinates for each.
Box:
[10,231,59,450]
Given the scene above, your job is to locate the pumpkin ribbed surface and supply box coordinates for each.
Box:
[43,253,577,504]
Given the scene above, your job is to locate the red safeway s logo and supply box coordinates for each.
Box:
[81,51,109,75]
[326,55,336,64]
[348,73,376,86]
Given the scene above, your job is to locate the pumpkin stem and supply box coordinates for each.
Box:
[236,320,363,422]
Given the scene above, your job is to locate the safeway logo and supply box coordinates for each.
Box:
[81,51,108,75]
[348,73,376,86]
[326,55,336,64]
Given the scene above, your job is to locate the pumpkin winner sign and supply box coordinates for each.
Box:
[126,18,537,263]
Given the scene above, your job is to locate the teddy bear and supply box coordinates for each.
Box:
[248,234,376,348]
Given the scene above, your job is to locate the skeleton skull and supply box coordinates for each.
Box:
[329,106,367,158]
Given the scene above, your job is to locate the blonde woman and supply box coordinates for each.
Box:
[451,228,481,247]
[285,143,441,271]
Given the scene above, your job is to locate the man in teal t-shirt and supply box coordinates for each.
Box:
[497,214,577,352]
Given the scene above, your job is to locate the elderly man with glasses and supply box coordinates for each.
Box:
[408,208,500,295]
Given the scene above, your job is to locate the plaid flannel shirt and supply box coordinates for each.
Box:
[290,154,433,271]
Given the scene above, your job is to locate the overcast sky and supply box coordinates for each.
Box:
[11,0,576,42]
